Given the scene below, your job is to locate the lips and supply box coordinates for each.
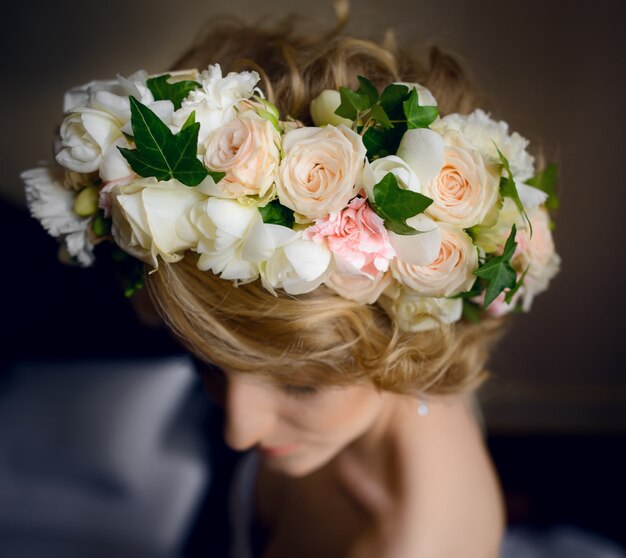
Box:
[258,443,301,457]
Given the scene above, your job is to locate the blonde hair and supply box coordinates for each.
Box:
[145,3,508,396]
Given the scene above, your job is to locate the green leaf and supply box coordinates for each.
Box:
[494,142,532,237]
[181,110,196,130]
[473,224,518,308]
[370,104,393,129]
[258,199,295,228]
[335,87,370,120]
[402,87,439,129]
[363,127,389,159]
[379,83,410,119]
[526,163,559,211]
[146,73,200,110]
[370,172,433,235]
[118,96,209,187]
[504,264,529,304]
[356,76,379,104]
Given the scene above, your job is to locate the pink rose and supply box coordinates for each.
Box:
[390,223,478,297]
[303,196,396,278]
[203,110,281,198]
[276,123,367,219]
[423,133,499,228]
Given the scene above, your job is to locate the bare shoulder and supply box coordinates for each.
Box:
[397,392,506,558]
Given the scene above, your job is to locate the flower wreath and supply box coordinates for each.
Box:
[21,64,560,332]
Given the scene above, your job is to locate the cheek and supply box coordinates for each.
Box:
[281,387,384,445]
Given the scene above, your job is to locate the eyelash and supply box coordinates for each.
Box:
[282,384,319,397]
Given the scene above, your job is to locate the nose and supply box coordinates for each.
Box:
[223,373,276,451]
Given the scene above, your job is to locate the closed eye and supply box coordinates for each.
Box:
[282,384,319,397]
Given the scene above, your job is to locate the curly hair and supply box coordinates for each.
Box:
[145,1,509,396]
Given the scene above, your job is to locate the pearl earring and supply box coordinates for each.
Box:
[417,395,429,416]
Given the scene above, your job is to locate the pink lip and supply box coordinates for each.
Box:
[259,443,301,457]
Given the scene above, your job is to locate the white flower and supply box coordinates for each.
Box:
[172,63,263,148]
[189,197,297,283]
[431,108,535,183]
[110,177,207,268]
[55,107,123,174]
[393,81,438,108]
[378,288,463,332]
[261,237,332,295]
[21,166,94,266]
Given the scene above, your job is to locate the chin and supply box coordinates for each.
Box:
[262,446,339,478]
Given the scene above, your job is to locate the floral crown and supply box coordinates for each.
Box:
[22,64,560,332]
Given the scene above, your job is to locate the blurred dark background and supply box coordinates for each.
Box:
[1,0,625,556]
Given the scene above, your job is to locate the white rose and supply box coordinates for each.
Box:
[276,123,366,219]
[172,63,262,148]
[55,107,123,174]
[189,197,297,283]
[110,177,207,268]
[396,128,445,187]
[391,223,478,297]
[378,288,463,332]
[422,132,499,228]
[203,111,281,198]
[261,237,332,295]
[394,81,438,108]
[21,166,95,266]
[62,69,175,136]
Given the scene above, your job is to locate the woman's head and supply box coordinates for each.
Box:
[143,5,508,468]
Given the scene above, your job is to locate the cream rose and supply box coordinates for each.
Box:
[110,177,206,268]
[275,124,366,219]
[378,289,463,332]
[423,132,499,228]
[390,223,478,297]
[325,267,392,304]
[203,111,281,198]
[55,107,123,174]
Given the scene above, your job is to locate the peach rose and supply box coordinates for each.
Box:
[325,268,392,305]
[203,110,281,198]
[390,223,478,297]
[513,206,560,310]
[275,123,366,219]
[303,196,395,278]
[423,133,499,228]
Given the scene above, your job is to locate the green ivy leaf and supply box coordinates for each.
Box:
[146,73,200,110]
[494,142,532,237]
[379,83,410,119]
[473,224,518,308]
[258,199,295,228]
[118,96,209,187]
[402,87,439,129]
[526,163,559,211]
[452,277,484,299]
[335,87,370,120]
[504,264,529,304]
[356,75,379,104]
[370,172,433,235]
[370,104,393,129]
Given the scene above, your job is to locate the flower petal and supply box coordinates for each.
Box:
[388,214,441,266]
[396,128,445,185]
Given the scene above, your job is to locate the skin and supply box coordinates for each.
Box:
[201,365,506,558]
